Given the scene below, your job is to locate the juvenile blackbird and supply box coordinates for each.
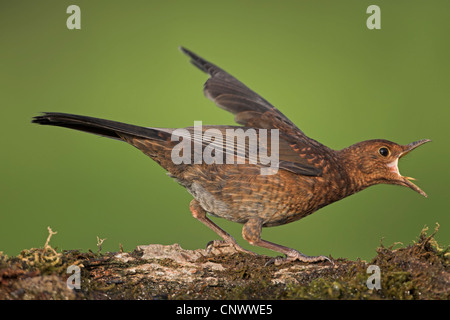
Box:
[32,47,430,263]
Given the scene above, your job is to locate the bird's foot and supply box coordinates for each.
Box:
[266,250,332,266]
[206,240,256,256]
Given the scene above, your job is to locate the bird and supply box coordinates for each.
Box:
[32,47,430,263]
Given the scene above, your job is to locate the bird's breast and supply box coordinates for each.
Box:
[171,162,350,227]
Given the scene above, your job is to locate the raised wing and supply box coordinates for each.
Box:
[180,47,301,133]
[180,47,330,176]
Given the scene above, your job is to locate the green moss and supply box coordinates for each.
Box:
[0,224,448,300]
[281,224,448,300]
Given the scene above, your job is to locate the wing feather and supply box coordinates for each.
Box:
[180,47,331,176]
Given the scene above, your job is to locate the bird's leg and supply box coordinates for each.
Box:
[189,199,255,255]
[242,217,332,264]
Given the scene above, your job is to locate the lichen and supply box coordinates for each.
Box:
[0,224,448,300]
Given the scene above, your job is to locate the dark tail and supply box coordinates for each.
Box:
[32,112,168,141]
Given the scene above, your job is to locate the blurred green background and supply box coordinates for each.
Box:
[1,1,449,261]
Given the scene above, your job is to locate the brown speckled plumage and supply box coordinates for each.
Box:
[32,48,430,263]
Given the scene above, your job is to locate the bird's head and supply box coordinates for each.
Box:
[340,139,431,197]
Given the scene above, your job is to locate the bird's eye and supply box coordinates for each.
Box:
[378,147,390,157]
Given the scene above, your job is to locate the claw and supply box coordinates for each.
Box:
[205,240,256,255]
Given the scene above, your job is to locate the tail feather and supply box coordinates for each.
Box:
[32,112,168,141]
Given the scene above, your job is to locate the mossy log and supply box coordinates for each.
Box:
[0,225,448,300]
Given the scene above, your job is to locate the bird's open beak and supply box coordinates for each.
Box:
[393,139,431,197]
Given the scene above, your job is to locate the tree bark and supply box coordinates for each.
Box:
[0,225,448,300]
